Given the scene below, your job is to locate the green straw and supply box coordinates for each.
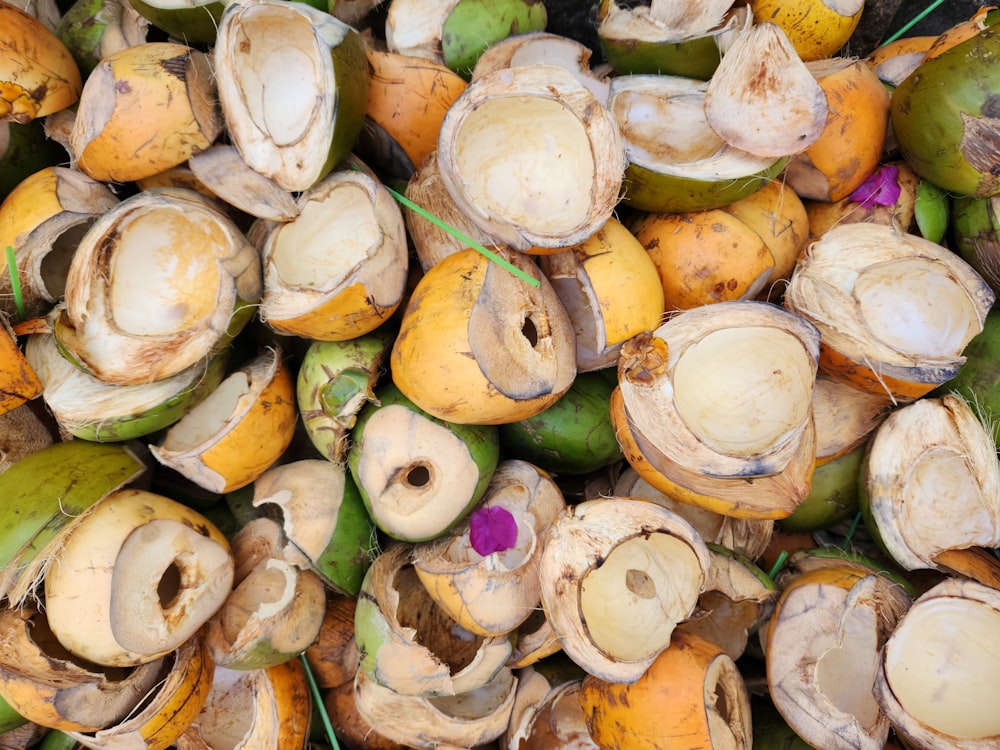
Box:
[840,511,863,549]
[767,549,789,580]
[881,0,949,46]
[383,184,540,288]
[300,654,341,750]
[5,246,25,322]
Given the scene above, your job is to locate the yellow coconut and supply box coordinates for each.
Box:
[70,42,222,183]
[0,0,82,122]
[391,247,577,425]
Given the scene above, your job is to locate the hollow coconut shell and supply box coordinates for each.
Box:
[391,247,577,425]
[890,19,1000,197]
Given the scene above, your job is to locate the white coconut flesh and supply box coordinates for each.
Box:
[600,0,737,41]
[385,0,456,59]
[195,668,257,749]
[884,597,1000,738]
[217,2,339,191]
[158,371,250,452]
[579,533,703,662]
[355,404,481,540]
[105,208,222,335]
[853,259,981,360]
[705,655,753,750]
[426,668,516,719]
[108,518,234,655]
[865,396,1000,569]
[768,578,888,746]
[495,36,609,101]
[453,97,594,238]
[671,327,815,457]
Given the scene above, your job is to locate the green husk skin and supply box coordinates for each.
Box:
[779,445,863,533]
[319,19,370,182]
[57,0,142,76]
[0,441,145,603]
[348,383,501,542]
[441,0,547,79]
[933,307,1000,443]
[0,121,66,203]
[751,696,813,750]
[952,194,1000,294]
[0,695,26,735]
[621,157,787,214]
[890,16,1000,198]
[601,34,722,80]
[296,328,394,464]
[914,178,950,244]
[310,472,377,597]
[127,0,224,45]
[498,371,622,476]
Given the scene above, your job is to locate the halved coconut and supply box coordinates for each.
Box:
[860,393,1000,571]
[256,167,408,341]
[0,606,167,733]
[436,64,624,250]
[766,566,911,750]
[613,300,820,519]
[354,664,517,750]
[539,216,664,371]
[538,496,711,683]
[354,543,513,697]
[26,331,228,443]
[784,222,995,401]
[0,166,118,321]
[412,459,567,637]
[43,488,234,668]
[875,577,1000,750]
[65,634,213,750]
[213,0,368,192]
[705,21,828,158]
[597,0,748,80]
[609,74,787,213]
[149,347,297,494]
[52,187,261,385]
[175,660,311,750]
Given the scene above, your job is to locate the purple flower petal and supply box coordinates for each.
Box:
[849,164,901,208]
[469,505,518,556]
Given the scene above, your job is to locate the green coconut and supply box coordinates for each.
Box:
[779,445,863,534]
[128,0,224,45]
[441,0,548,78]
[952,193,1000,294]
[0,121,67,202]
[348,383,500,542]
[890,13,1000,197]
[499,370,622,476]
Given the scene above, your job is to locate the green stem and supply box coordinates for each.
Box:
[881,0,949,46]
[5,246,25,322]
[767,549,789,580]
[300,653,341,750]
[383,184,540,288]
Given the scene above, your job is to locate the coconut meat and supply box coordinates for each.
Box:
[453,96,594,237]
[704,654,752,750]
[884,596,1000,738]
[109,208,224,336]
[159,371,249,451]
[854,258,981,361]
[195,667,257,749]
[355,404,480,540]
[600,0,736,41]
[671,327,814,457]
[579,532,702,662]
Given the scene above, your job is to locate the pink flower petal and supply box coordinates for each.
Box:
[469,505,518,556]
[849,164,901,208]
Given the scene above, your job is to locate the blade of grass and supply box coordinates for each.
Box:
[382,184,540,288]
[300,653,341,750]
[840,512,863,549]
[881,0,949,46]
[5,246,26,323]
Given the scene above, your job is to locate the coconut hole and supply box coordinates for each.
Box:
[394,565,483,674]
[157,560,183,610]
[521,315,539,348]
[403,462,432,489]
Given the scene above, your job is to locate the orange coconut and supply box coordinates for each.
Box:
[365,48,467,172]
[578,629,752,750]
[922,5,996,61]
[631,208,775,311]
[869,36,937,87]
[784,58,891,202]
[748,0,864,62]
[0,321,41,416]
